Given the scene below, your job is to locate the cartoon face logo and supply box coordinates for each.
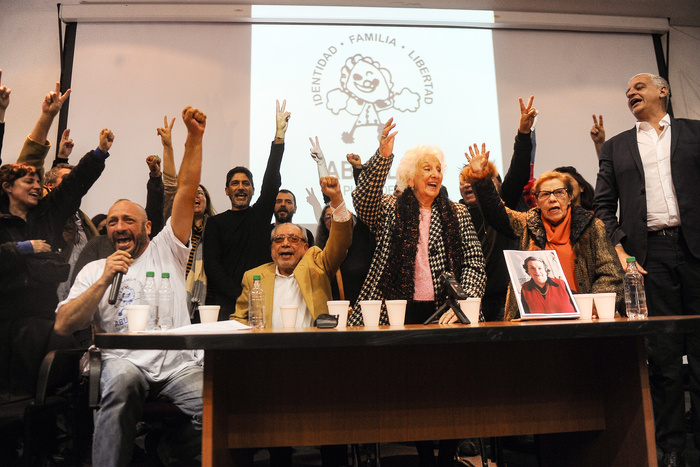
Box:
[342,57,392,104]
[326,54,420,143]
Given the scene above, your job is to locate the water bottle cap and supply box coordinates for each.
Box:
[162,272,170,278]
[146,271,155,277]
[253,275,261,280]
[626,257,636,262]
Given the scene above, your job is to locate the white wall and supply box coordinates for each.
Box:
[2,2,699,201]
[669,26,700,120]
[0,0,63,163]
[492,29,656,189]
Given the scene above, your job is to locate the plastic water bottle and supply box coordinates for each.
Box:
[142,271,157,330]
[157,272,174,330]
[624,257,648,320]
[249,275,265,329]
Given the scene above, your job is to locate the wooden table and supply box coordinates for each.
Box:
[96,316,700,467]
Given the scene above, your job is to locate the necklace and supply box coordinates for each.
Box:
[536,283,548,297]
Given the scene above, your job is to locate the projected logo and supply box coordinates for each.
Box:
[311,34,433,143]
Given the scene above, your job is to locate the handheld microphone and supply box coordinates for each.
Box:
[108,272,123,305]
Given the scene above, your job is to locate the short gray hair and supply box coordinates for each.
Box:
[270,222,308,243]
[630,73,671,111]
[44,163,74,187]
[396,145,446,192]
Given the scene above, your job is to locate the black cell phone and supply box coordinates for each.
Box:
[314,313,339,329]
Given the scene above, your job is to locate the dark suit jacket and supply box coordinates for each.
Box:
[594,117,700,265]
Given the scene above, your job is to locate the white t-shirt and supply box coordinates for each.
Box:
[58,219,200,382]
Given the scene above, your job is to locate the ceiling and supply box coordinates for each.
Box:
[85,1,700,28]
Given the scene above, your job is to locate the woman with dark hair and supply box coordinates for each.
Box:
[315,204,332,249]
[184,183,216,320]
[553,165,595,211]
[91,213,107,235]
[0,129,110,403]
[157,116,217,319]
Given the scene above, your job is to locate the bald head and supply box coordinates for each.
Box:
[109,199,148,221]
[106,200,152,258]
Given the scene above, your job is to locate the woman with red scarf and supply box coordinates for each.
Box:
[463,123,624,320]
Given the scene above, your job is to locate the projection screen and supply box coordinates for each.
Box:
[65,6,658,227]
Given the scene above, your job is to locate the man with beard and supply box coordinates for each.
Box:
[272,189,314,245]
[203,99,290,319]
[54,106,206,467]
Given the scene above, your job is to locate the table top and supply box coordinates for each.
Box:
[94,316,700,351]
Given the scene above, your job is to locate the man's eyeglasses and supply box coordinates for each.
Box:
[272,234,304,245]
[535,188,568,201]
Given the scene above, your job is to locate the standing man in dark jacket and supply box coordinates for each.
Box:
[594,73,700,467]
[203,99,290,320]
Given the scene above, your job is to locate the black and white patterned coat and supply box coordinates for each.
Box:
[348,151,485,325]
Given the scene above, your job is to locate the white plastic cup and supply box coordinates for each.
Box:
[359,300,382,327]
[198,305,220,324]
[327,300,350,329]
[280,305,298,328]
[593,293,617,320]
[385,300,407,326]
[573,294,595,320]
[458,298,481,325]
[126,305,150,332]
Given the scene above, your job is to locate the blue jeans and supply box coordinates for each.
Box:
[93,357,203,467]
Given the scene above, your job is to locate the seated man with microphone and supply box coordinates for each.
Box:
[231,176,352,328]
[54,106,207,467]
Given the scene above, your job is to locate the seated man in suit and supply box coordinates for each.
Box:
[230,176,351,467]
[232,176,351,328]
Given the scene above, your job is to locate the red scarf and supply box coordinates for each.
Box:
[543,207,578,292]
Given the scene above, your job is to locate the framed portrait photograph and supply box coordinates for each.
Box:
[503,250,580,320]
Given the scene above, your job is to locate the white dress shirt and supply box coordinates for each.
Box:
[636,114,680,230]
[272,267,312,329]
[270,200,350,328]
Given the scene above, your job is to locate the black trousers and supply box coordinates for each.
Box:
[644,230,700,453]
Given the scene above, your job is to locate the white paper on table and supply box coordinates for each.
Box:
[162,320,251,334]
